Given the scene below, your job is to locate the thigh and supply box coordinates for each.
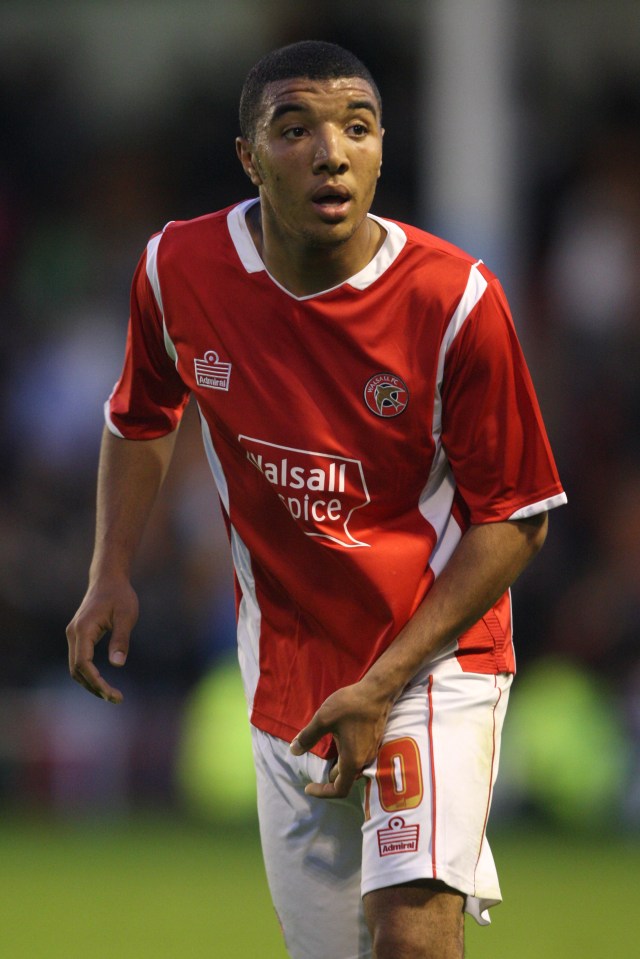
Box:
[364,880,465,959]
[361,662,512,926]
[252,728,372,959]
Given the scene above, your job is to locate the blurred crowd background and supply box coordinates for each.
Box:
[1,0,639,830]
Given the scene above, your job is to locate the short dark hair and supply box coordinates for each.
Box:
[239,40,381,140]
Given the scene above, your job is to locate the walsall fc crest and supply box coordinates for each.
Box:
[364,372,409,418]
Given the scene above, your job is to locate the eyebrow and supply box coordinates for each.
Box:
[270,102,306,123]
[346,99,379,116]
[269,98,379,124]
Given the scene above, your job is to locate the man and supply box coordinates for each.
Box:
[67,40,566,959]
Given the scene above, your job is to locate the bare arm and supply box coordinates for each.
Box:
[291,512,549,798]
[66,426,178,703]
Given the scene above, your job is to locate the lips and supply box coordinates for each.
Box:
[312,184,351,202]
[311,184,352,220]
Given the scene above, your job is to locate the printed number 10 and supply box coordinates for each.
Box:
[375,737,424,812]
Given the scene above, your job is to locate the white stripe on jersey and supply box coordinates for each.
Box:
[435,260,488,408]
[145,230,182,368]
[510,492,567,519]
[146,233,165,312]
[231,528,262,713]
[419,453,460,578]
[103,394,125,438]
[199,409,262,711]
[418,262,488,577]
[199,408,230,514]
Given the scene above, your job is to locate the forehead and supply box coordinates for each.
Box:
[258,76,380,124]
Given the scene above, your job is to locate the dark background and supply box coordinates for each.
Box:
[1,0,639,829]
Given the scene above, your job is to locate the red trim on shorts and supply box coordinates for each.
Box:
[427,674,437,879]
[473,676,501,890]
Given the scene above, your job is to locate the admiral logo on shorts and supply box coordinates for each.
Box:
[194,350,232,391]
[240,435,371,548]
[364,372,409,418]
[377,817,420,857]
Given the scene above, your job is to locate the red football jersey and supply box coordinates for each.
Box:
[107,199,566,757]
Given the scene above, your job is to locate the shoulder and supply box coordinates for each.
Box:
[155,204,239,252]
[376,214,499,308]
[147,202,257,272]
[396,219,474,260]
[140,203,249,309]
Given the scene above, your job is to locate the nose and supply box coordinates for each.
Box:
[312,126,349,175]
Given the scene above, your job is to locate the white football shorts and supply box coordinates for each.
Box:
[251,655,512,959]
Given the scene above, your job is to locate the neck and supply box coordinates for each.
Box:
[246,201,385,297]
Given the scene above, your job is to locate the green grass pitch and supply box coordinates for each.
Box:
[0,815,638,957]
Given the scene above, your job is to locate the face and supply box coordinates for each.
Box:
[236,76,384,251]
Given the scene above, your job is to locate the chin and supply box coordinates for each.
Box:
[303,217,363,249]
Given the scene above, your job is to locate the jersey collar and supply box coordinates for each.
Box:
[226,198,407,301]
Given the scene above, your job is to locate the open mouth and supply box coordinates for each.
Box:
[311,185,352,220]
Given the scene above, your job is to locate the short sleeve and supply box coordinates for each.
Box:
[441,277,566,523]
[106,241,190,439]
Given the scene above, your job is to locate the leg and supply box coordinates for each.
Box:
[364,880,465,959]
[360,664,513,941]
[252,728,372,959]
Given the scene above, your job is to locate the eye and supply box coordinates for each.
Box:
[283,125,307,140]
[348,122,369,137]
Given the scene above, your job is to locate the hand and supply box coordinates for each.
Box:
[66,578,139,704]
[290,679,394,799]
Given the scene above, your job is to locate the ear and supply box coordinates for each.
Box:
[236,137,264,187]
[378,128,385,178]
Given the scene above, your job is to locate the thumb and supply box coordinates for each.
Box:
[290,712,327,756]
[108,622,131,667]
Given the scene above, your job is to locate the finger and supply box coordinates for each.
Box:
[73,656,124,703]
[304,766,356,800]
[66,620,83,673]
[71,670,100,698]
[76,673,115,703]
[304,781,338,799]
[327,761,365,785]
[69,626,123,704]
[304,755,359,799]
[290,714,328,756]
[325,768,364,786]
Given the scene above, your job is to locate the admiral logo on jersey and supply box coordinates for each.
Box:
[377,817,420,857]
[194,350,232,391]
[364,373,409,417]
[240,435,371,548]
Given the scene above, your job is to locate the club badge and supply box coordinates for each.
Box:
[364,372,409,418]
